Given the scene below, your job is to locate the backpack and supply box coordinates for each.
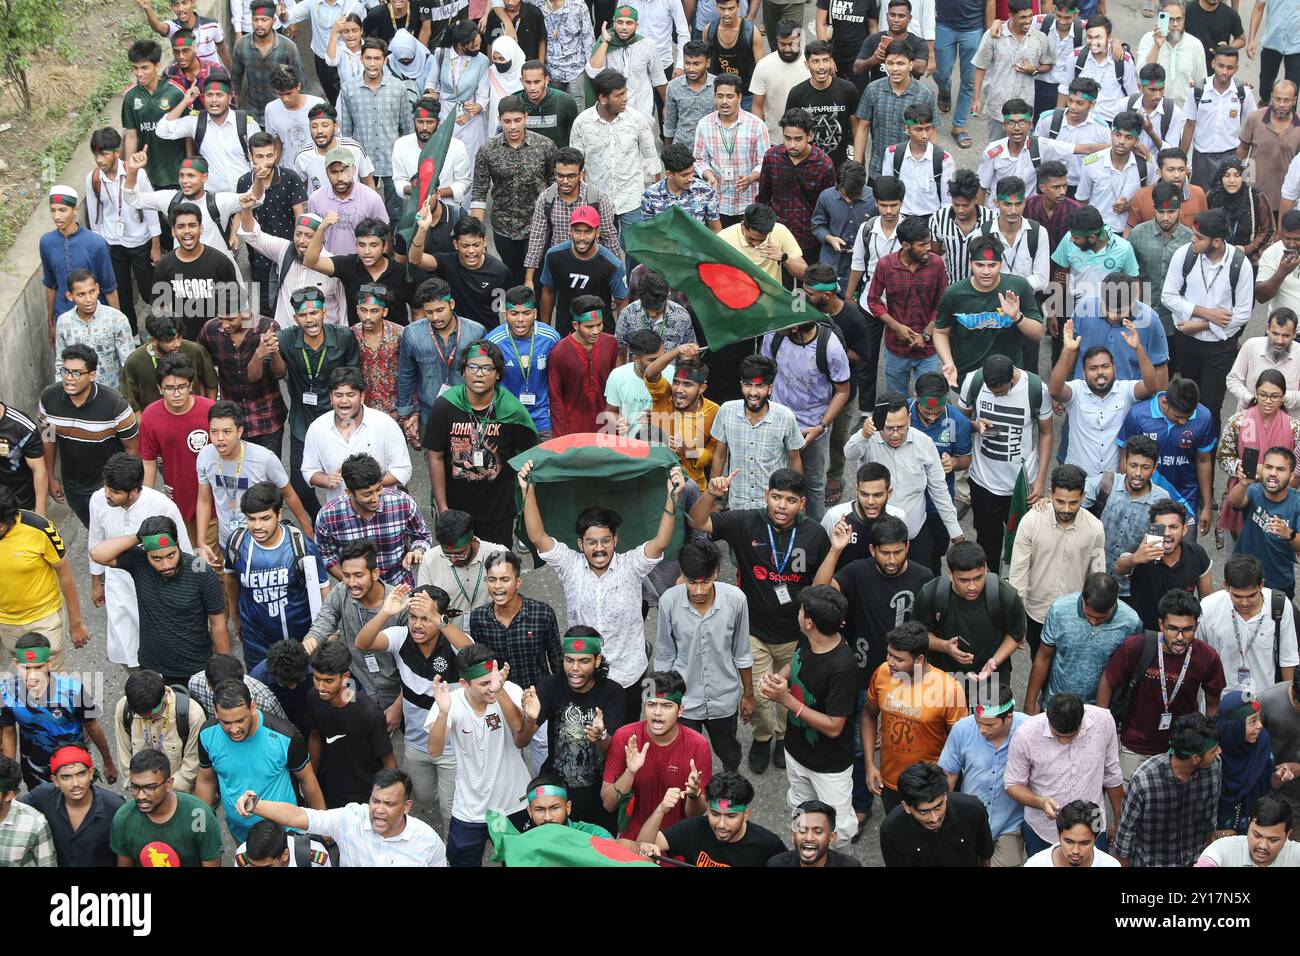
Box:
[1192,79,1246,116]
[963,369,1044,416]
[194,108,251,161]
[932,572,1004,630]
[703,15,755,55]
[229,522,313,587]
[1074,46,1129,97]
[167,189,225,233]
[891,140,944,196]
[1271,589,1289,684]
[766,320,847,381]
[91,167,144,225]
[978,217,1041,262]
[1109,630,1158,733]
[1039,14,1084,50]
[121,684,192,741]
[1126,93,1174,143]
[1089,469,1115,518]
[1178,245,1246,310]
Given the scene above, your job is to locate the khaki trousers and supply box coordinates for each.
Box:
[0,609,67,672]
[750,637,798,743]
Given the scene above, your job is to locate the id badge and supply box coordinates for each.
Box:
[1237,667,1253,688]
[519,392,537,406]
[105,217,125,241]
[472,450,485,467]
[774,584,791,605]
[437,383,451,397]
[1158,712,1172,731]
[365,654,380,673]
[302,392,319,406]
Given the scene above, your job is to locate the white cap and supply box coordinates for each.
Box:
[48,185,79,205]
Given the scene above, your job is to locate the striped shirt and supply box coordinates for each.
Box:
[930,204,995,285]
[693,110,770,217]
[37,382,139,496]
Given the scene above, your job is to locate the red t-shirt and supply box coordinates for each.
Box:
[138,396,216,522]
[603,720,714,840]
[1102,635,1226,756]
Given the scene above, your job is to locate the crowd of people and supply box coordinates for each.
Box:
[9,0,1300,870]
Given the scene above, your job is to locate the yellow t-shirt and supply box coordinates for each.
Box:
[0,511,66,624]
[644,375,720,489]
[717,222,803,281]
[868,663,967,791]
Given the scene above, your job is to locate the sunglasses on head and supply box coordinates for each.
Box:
[290,289,324,307]
[358,283,390,302]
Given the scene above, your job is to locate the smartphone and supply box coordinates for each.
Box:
[1157,10,1170,33]
[1242,446,1260,480]
[872,401,891,432]
[956,636,972,650]
[1145,523,1165,549]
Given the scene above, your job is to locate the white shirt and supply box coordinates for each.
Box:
[283,0,369,60]
[538,540,661,687]
[977,135,1077,206]
[1135,30,1207,100]
[1197,834,1300,867]
[850,216,899,286]
[750,51,811,143]
[958,369,1054,495]
[154,111,264,193]
[569,106,663,214]
[235,834,330,866]
[880,141,954,216]
[841,428,963,538]
[1226,330,1300,413]
[195,440,292,546]
[1196,589,1300,694]
[1124,93,1186,156]
[424,682,532,823]
[1183,79,1257,154]
[630,0,691,69]
[237,221,348,328]
[123,186,250,262]
[381,625,458,755]
[293,138,376,195]
[1033,108,1110,187]
[84,161,161,249]
[1037,15,1082,87]
[88,486,191,667]
[1062,379,1140,476]
[1161,243,1256,341]
[987,215,1050,292]
[390,132,471,207]
[230,0,291,35]
[325,44,365,95]
[263,94,327,158]
[1061,50,1138,123]
[1282,151,1300,204]
[1256,238,1300,319]
[300,405,413,501]
[303,801,448,866]
[1024,844,1122,867]
[1076,149,1157,233]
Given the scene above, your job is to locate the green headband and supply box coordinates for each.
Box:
[509,300,536,311]
[614,4,639,19]
[807,281,838,292]
[1075,90,1097,102]
[918,393,946,409]
[295,296,325,312]
[449,529,474,549]
[976,698,1015,718]
[562,634,602,656]
[464,658,497,680]
[1225,699,1261,722]
[1071,226,1106,238]
[996,192,1025,203]
[14,645,51,665]
[709,799,748,813]
[1171,736,1220,758]
[1002,112,1032,121]
[576,310,603,325]
[527,784,569,802]
[903,117,929,126]
[140,532,177,551]
[652,690,684,705]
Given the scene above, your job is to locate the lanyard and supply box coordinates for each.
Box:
[1156,639,1194,713]
[766,522,797,576]
[302,344,327,383]
[508,332,537,387]
[452,560,484,607]
[718,121,739,159]
[1231,606,1268,670]
[430,322,457,372]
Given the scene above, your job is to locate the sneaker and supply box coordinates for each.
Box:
[772,738,786,769]
[748,739,771,774]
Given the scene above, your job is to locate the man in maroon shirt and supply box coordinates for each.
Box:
[601,670,714,840]
[139,352,216,547]
[547,294,620,437]
[1024,160,1082,363]
[757,108,838,264]
[867,216,950,396]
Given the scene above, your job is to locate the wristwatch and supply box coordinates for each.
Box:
[922,332,933,344]
[779,251,789,264]
[1290,529,1297,542]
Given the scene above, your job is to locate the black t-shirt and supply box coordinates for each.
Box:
[154,247,242,340]
[662,815,787,867]
[363,4,431,44]
[437,254,514,329]
[304,690,394,808]
[879,790,994,867]
[484,3,546,60]
[829,299,871,398]
[236,165,309,263]
[858,30,928,84]
[830,505,885,569]
[782,635,858,772]
[330,254,413,326]
[542,244,625,323]
[710,510,831,645]
[1184,1,1244,70]
[423,396,539,522]
[535,673,626,789]
[0,405,45,509]
[785,78,861,168]
[115,548,225,680]
[817,0,878,64]
[766,848,863,866]
[1127,541,1212,630]
[834,558,933,685]
[913,575,1025,678]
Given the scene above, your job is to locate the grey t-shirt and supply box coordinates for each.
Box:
[1259,681,1300,815]
[195,440,291,545]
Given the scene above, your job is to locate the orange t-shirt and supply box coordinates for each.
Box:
[867,663,968,790]
[1126,184,1208,230]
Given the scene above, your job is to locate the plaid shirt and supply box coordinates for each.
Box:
[337,73,414,177]
[471,132,559,240]
[0,800,56,867]
[640,176,721,225]
[314,488,434,587]
[523,183,623,269]
[1128,220,1195,335]
[757,145,837,250]
[1112,754,1221,867]
[856,76,936,179]
[693,111,770,217]
[467,596,563,689]
[614,300,697,350]
[866,251,949,357]
[198,315,288,438]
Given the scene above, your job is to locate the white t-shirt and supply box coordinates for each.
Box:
[1024,844,1122,867]
[749,52,811,142]
[195,440,291,545]
[1196,834,1300,867]
[263,95,327,159]
[958,370,1054,496]
[424,682,531,823]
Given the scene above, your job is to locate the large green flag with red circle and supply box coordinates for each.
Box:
[623,206,808,349]
[396,103,459,254]
[487,810,657,867]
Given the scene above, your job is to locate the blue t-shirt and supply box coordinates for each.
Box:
[1070,299,1170,381]
[486,322,563,432]
[1236,483,1300,594]
[936,0,985,32]
[225,526,326,660]
[1117,393,1217,518]
[0,675,94,783]
[909,399,973,511]
[39,227,117,317]
[197,711,308,842]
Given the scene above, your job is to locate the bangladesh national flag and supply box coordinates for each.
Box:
[487,810,656,867]
[508,433,684,555]
[1001,463,1030,569]
[622,206,808,350]
[396,103,459,255]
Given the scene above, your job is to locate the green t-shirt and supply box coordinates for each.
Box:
[515,87,579,147]
[121,79,189,188]
[110,791,223,867]
[935,274,1042,378]
[602,362,673,438]
[913,576,1026,678]
[121,340,219,412]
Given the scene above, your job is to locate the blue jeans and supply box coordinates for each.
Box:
[618,208,644,275]
[1022,820,1110,857]
[884,351,942,397]
[934,23,984,130]
[447,809,530,867]
[800,425,831,522]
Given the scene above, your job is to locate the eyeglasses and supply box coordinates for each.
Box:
[554,171,580,180]
[128,781,166,795]
[1162,624,1196,637]
[60,368,90,379]
[881,424,908,434]
[465,363,496,375]
[160,383,192,394]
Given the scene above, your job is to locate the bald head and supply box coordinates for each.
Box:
[1272,81,1297,117]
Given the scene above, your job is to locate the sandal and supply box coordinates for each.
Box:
[825,477,844,506]
[938,89,951,113]
[953,129,972,149]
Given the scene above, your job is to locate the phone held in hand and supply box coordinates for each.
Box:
[872,401,890,432]
[1145,523,1164,549]
[1242,446,1260,480]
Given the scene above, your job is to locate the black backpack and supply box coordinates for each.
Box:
[1088,469,1116,518]
[766,320,847,381]
[891,140,945,196]
[121,684,193,741]
[1125,93,1174,143]
[167,190,225,232]
[962,368,1044,415]
[1192,79,1246,113]
[1039,14,1085,50]
[228,522,313,586]
[978,217,1041,262]
[194,108,251,161]
[932,572,1004,629]
[1271,589,1290,684]
[1074,46,1129,97]
[1109,630,1158,733]
[1178,245,1246,310]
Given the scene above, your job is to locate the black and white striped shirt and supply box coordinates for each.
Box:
[930,204,995,286]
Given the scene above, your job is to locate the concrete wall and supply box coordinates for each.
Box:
[0,0,230,415]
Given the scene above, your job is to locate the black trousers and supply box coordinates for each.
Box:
[1260,48,1300,103]
[680,713,742,773]
[109,240,155,332]
[289,434,322,525]
[494,234,529,288]
[969,479,1012,573]
[861,309,884,407]
[246,428,283,456]
[1024,616,1045,663]
[908,517,936,576]
[881,785,903,814]
[473,516,516,551]
[250,255,275,317]
[314,54,341,105]
[1032,79,1058,122]
[623,673,648,726]
[1171,332,1236,439]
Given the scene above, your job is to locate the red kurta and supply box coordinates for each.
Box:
[546,332,619,436]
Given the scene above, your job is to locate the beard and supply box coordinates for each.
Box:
[778,48,801,62]
[1269,341,1293,361]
